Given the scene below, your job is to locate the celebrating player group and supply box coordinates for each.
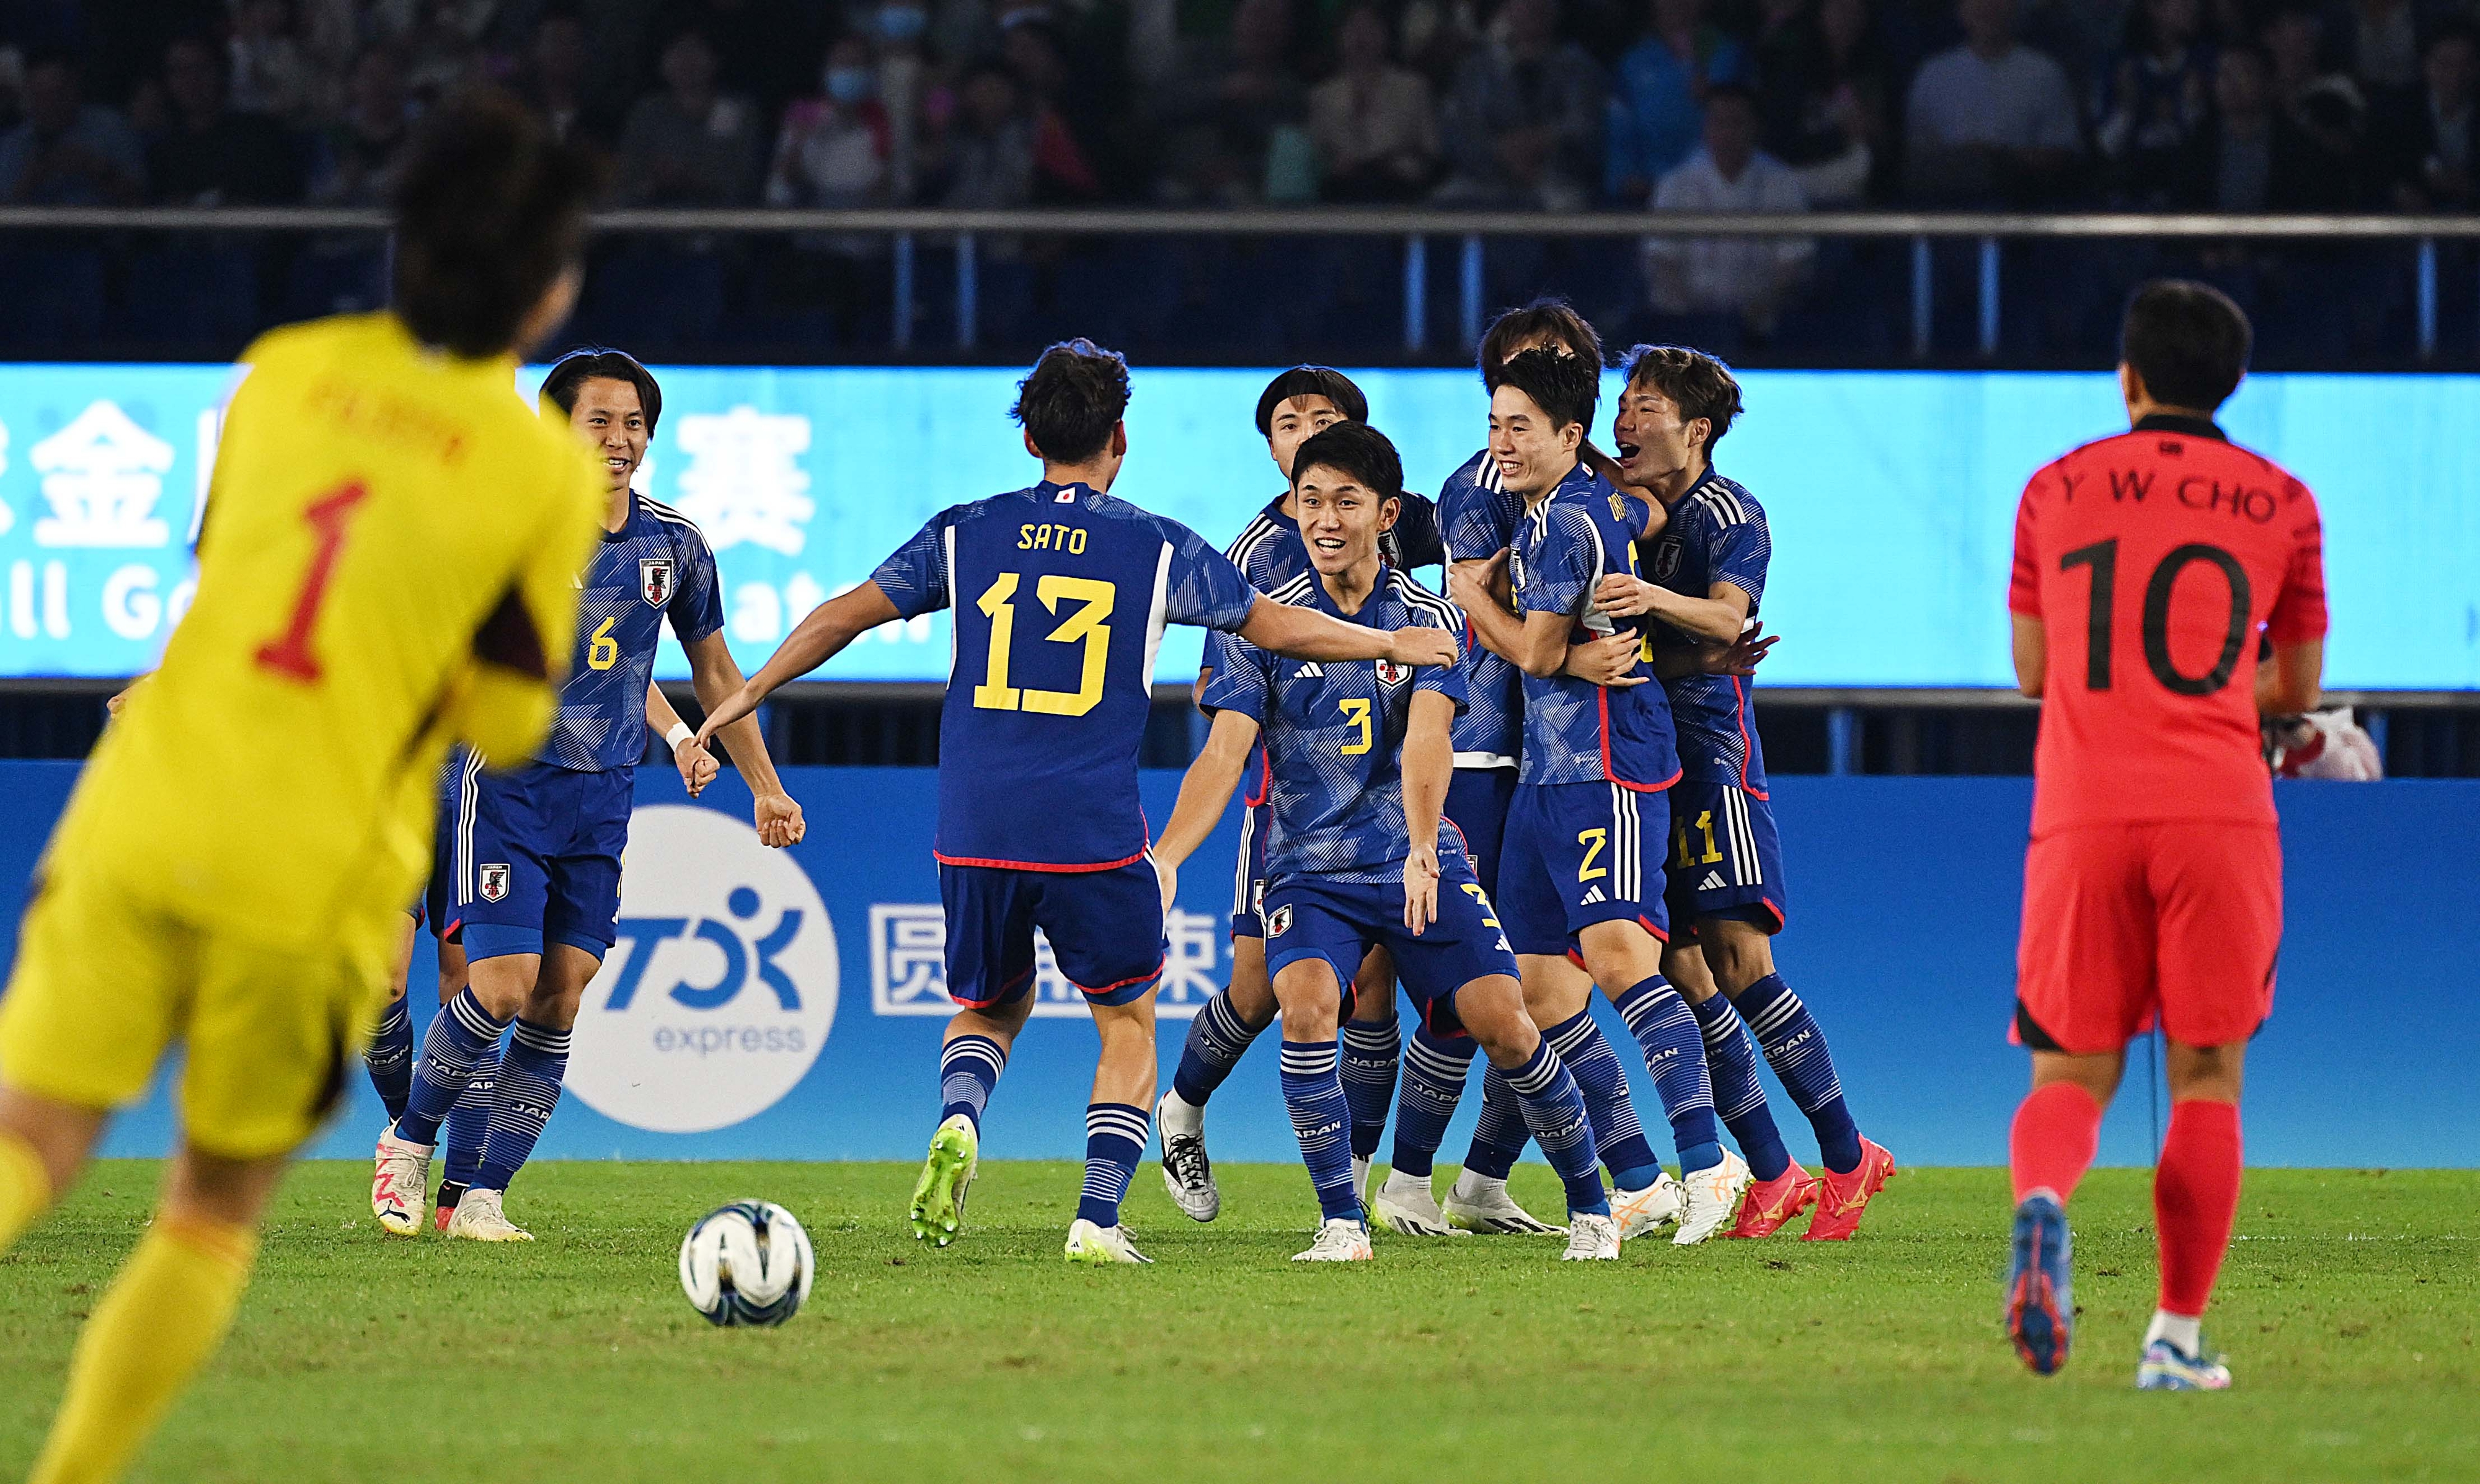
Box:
[0,86,2330,1483]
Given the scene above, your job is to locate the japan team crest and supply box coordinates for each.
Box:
[477,862,512,904]
[1375,659,1410,687]
[1652,535,1684,582]
[639,557,676,607]
[1264,904,1293,937]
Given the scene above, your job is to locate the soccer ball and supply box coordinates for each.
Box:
[678,1200,815,1327]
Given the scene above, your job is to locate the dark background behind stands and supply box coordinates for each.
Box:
[6,0,2480,363]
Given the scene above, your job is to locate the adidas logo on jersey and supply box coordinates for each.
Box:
[1295,662,1324,678]
[1698,872,1725,891]
[1580,886,1607,905]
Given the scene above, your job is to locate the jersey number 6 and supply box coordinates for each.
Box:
[972,572,1115,717]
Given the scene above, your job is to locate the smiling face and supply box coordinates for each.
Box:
[1266,394,1347,481]
[1488,384,1582,500]
[1611,378,1707,492]
[569,376,649,495]
[1293,461,1398,579]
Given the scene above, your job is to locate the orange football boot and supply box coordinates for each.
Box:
[1725,1162,1822,1238]
[1802,1137,1895,1240]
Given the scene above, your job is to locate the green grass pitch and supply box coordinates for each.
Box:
[2,1161,2472,1482]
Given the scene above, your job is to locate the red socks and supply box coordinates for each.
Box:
[2154,1098,2244,1317]
[2008,1080,2102,1205]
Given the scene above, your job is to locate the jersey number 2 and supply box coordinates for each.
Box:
[972,572,1115,717]
[255,481,371,683]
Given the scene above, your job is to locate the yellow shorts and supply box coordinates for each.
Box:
[0,860,393,1160]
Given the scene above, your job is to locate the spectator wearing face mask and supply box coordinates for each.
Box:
[768,36,898,211]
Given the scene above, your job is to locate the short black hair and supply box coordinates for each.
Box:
[541,347,663,432]
[1621,343,1744,454]
[1012,338,1132,463]
[1289,422,1404,501]
[392,88,600,359]
[1254,366,1368,436]
[2120,280,2251,412]
[1494,345,1600,433]
[1477,298,1605,389]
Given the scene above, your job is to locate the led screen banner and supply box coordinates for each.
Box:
[0,363,2466,688]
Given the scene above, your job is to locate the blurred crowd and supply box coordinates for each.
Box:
[1,0,2474,355]
[4,0,2474,214]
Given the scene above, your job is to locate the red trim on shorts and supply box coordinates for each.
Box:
[1733,678,1769,801]
[1073,958,1167,999]
[1760,896,1785,931]
[1596,689,1682,793]
[1636,914,1670,943]
[934,846,1148,873]
[951,963,1038,1010]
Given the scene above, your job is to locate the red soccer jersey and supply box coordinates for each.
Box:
[2009,413,2327,834]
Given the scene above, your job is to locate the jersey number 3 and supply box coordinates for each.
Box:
[255,480,371,684]
[972,572,1115,717]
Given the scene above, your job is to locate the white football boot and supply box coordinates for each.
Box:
[1371,1172,1466,1237]
[1442,1173,1567,1235]
[1611,1171,1686,1240]
[1156,1091,1220,1222]
[1561,1210,1623,1260]
[1673,1149,1753,1245]
[1064,1218,1153,1264]
[442,1186,534,1242]
[1293,1219,1376,1262]
[371,1126,433,1237]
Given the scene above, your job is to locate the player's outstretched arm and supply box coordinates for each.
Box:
[694,580,902,748]
[646,681,719,797]
[2258,637,2323,717]
[2011,614,2047,700]
[1594,573,1751,645]
[1153,707,1262,909]
[1236,593,1458,669]
[683,630,807,847]
[1446,550,1564,677]
[1401,690,1455,935]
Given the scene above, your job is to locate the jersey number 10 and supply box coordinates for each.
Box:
[971,572,1115,717]
[2058,538,2252,697]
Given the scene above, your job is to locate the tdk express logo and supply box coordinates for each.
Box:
[568,805,838,1134]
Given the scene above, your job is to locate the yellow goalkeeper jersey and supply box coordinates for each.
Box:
[49,312,603,948]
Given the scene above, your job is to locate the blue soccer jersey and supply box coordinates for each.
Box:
[1438,448,1525,769]
[1509,463,1681,791]
[541,494,724,772]
[873,480,1259,870]
[1200,566,1466,885]
[1648,470,1772,792]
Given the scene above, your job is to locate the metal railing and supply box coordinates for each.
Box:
[7,205,2479,359]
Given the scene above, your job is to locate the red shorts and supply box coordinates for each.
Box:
[2014,820,2282,1056]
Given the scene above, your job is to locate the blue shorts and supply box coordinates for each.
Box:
[1499,779,1672,958]
[410,751,478,942]
[1663,780,1789,939]
[1445,766,1517,898]
[1229,797,1272,940]
[1262,852,1516,1036]
[940,859,1166,1010]
[453,760,634,963]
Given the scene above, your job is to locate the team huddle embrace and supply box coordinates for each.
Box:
[683,301,1892,1268]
